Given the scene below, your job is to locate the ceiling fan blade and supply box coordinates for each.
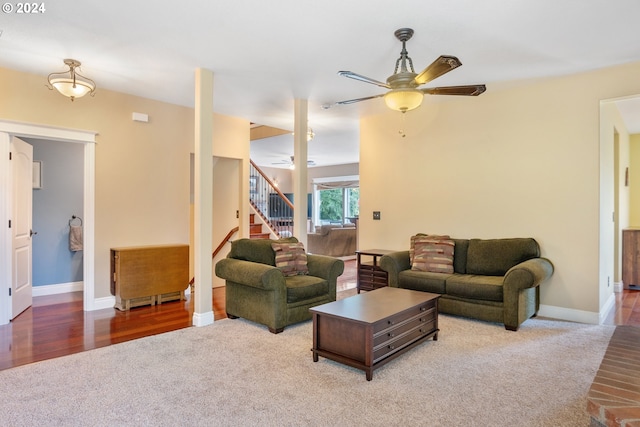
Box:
[335,93,385,106]
[338,71,390,89]
[414,55,463,86]
[421,84,486,96]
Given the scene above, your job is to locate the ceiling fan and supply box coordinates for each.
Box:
[272,156,316,168]
[327,28,486,112]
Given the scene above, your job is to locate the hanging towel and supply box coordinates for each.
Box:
[69,225,83,252]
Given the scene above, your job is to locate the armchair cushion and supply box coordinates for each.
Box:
[285,274,329,303]
[272,241,309,276]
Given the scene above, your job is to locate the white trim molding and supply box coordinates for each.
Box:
[32,281,83,297]
[0,119,98,325]
[538,293,616,325]
[192,311,214,327]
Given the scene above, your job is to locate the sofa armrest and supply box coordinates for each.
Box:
[307,254,344,301]
[215,258,285,291]
[380,251,411,287]
[503,257,554,330]
[503,258,554,291]
[307,254,344,281]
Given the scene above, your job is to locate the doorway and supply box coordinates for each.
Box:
[0,121,97,325]
[26,138,85,297]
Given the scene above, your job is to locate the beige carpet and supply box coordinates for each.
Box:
[0,311,613,426]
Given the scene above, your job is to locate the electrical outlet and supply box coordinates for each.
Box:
[236,210,239,219]
[373,211,381,220]
[608,276,610,287]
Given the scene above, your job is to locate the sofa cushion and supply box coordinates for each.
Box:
[466,238,540,276]
[229,237,298,266]
[285,275,328,303]
[272,241,309,276]
[412,236,455,273]
[445,274,504,302]
[398,270,449,294]
[409,234,450,265]
[451,239,470,274]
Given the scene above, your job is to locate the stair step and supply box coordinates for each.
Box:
[250,213,256,224]
[250,223,263,234]
[250,233,270,239]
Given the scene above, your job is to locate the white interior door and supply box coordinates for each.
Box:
[11,136,33,319]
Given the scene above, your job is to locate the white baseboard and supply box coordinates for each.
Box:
[92,296,116,311]
[33,281,83,297]
[614,281,624,293]
[539,293,616,325]
[192,311,214,327]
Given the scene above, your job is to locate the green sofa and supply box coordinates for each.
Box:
[215,237,344,333]
[380,236,553,331]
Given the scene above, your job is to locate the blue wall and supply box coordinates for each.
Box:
[29,139,84,287]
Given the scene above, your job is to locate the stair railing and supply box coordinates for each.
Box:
[250,160,294,238]
[189,226,239,288]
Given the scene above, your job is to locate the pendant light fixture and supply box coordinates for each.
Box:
[47,59,96,101]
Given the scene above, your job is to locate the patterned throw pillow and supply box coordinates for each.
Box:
[410,234,450,265]
[411,236,455,274]
[271,242,309,276]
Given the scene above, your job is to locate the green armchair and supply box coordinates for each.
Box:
[215,237,344,333]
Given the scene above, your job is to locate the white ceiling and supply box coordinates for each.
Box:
[2,0,640,167]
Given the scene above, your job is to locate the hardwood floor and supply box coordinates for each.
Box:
[2,259,637,372]
[0,259,357,371]
[603,288,640,325]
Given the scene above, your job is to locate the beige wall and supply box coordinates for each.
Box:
[630,134,640,225]
[0,67,248,300]
[359,61,640,321]
[258,163,359,194]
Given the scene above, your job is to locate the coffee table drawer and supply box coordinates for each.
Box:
[372,307,437,347]
[372,318,437,362]
[373,299,437,334]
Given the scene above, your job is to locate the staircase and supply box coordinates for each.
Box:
[250,213,270,239]
[249,160,294,239]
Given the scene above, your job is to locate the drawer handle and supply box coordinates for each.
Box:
[388,320,394,325]
[387,332,395,338]
[388,344,395,350]
[420,306,427,312]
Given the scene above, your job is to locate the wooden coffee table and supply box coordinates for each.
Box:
[310,287,440,381]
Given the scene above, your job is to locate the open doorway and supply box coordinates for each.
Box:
[25,138,84,297]
[0,121,97,325]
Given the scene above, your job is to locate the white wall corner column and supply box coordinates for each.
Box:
[293,99,308,246]
[193,68,215,327]
[82,142,96,311]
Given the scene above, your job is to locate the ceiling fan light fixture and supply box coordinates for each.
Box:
[47,59,96,101]
[384,89,423,113]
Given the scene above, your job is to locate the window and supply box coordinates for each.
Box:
[317,186,359,224]
[312,175,359,226]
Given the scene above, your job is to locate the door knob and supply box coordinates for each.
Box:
[30,229,37,237]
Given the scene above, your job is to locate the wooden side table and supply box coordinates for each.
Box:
[356,249,394,293]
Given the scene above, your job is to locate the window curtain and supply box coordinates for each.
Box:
[315,180,359,190]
